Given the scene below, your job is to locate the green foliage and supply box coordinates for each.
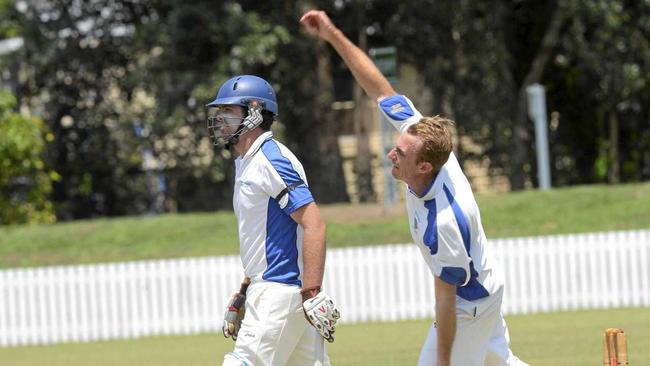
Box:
[379,0,650,186]
[550,0,650,183]
[7,0,331,217]
[0,0,20,37]
[0,0,648,220]
[594,154,608,181]
[1,307,648,365]
[7,0,163,217]
[0,90,55,224]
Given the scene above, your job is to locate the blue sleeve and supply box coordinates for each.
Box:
[377,95,423,133]
[261,140,314,215]
[282,186,314,215]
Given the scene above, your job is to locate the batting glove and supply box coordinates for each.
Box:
[302,292,340,343]
[222,292,246,341]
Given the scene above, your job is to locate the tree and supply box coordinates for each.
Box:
[381,0,649,189]
[9,0,162,218]
[200,0,350,203]
[143,1,350,205]
[3,0,647,224]
[0,90,55,224]
[7,0,350,221]
[510,1,569,189]
[550,0,650,184]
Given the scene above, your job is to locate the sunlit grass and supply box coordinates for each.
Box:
[1,307,648,366]
[1,183,648,268]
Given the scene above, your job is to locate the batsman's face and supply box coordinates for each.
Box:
[207,105,245,146]
[387,133,424,184]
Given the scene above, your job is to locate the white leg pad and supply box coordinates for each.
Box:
[222,352,252,366]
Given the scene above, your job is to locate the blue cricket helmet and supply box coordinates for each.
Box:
[206,75,278,115]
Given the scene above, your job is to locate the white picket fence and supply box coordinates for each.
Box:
[1,230,649,347]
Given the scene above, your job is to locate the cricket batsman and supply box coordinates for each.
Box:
[206,74,340,365]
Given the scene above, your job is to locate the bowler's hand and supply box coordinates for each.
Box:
[300,10,338,42]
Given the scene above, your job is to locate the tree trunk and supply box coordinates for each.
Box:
[596,106,607,182]
[511,1,568,189]
[352,30,376,202]
[308,39,350,203]
[608,111,620,184]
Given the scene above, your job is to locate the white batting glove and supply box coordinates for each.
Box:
[222,292,246,341]
[302,292,340,343]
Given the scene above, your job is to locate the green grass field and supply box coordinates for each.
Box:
[1,183,649,268]
[1,307,648,365]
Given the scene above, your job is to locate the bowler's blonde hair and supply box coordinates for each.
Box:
[406,115,454,172]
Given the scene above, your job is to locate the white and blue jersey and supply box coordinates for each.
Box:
[233,131,314,287]
[378,95,503,301]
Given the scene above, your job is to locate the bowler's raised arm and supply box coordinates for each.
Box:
[300,10,395,101]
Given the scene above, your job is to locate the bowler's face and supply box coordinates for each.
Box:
[387,133,423,183]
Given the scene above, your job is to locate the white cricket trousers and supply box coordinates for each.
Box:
[417,288,529,366]
[222,281,330,366]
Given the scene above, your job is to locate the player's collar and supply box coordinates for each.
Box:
[241,131,273,160]
[407,173,440,200]
[408,152,458,200]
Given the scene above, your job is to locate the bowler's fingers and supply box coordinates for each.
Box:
[299,11,320,34]
[300,10,333,37]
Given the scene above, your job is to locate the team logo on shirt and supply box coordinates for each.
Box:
[379,95,415,121]
[390,103,405,114]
